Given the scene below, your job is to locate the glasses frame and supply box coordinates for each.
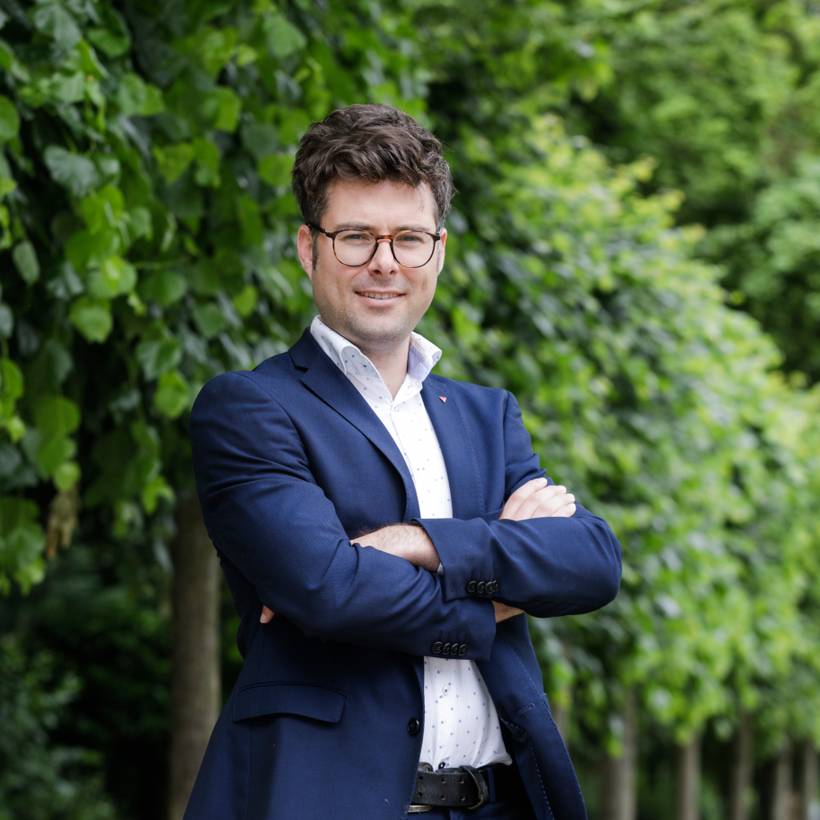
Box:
[308,223,442,268]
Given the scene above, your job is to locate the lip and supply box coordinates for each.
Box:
[355,290,405,301]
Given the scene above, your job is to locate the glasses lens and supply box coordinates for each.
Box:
[332,230,436,267]
[393,231,435,267]
[333,231,377,266]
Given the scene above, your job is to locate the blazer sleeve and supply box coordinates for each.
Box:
[415,391,622,617]
[190,370,497,659]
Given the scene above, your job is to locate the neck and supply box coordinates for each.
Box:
[363,339,410,398]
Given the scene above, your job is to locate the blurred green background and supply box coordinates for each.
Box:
[0,1,818,818]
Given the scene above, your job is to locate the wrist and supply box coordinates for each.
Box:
[406,524,440,572]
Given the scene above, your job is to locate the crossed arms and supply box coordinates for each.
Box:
[260,479,578,625]
[190,371,621,661]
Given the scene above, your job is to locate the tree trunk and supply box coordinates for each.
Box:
[598,688,638,820]
[799,742,818,820]
[676,734,701,820]
[168,493,221,820]
[729,710,754,820]
[770,743,794,820]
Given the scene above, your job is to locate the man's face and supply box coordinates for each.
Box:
[296,179,447,359]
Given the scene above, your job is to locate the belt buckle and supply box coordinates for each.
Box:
[461,765,490,811]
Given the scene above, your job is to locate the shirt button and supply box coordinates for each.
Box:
[407,718,421,736]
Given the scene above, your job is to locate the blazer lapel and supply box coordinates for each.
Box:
[290,331,420,519]
[421,375,484,519]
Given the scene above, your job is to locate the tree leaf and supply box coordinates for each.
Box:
[153,143,194,184]
[88,256,137,298]
[153,370,190,418]
[0,303,12,338]
[209,86,241,132]
[136,333,182,380]
[32,2,82,49]
[139,270,187,307]
[35,396,80,438]
[192,302,227,338]
[0,95,19,143]
[192,137,220,187]
[258,153,293,187]
[232,285,258,318]
[265,14,306,59]
[0,357,23,402]
[44,146,100,197]
[87,6,131,57]
[68,297,112,342]
[54,460,80,491]
[12,241,39,284]
[116,73,164,117]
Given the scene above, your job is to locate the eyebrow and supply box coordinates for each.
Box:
[332,222,436,233]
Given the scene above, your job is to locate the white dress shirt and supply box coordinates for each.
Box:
[310,315,511,770]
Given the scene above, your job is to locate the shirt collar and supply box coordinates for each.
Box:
[309,314,442,383]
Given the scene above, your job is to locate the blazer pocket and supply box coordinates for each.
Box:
[232,682,346,724]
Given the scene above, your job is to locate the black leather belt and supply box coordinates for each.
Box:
[408,763,516,813]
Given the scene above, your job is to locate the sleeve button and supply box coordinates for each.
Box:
[431,641,443,654]
[407,718,421,736]
[466,580,477,594]
[458,643,467,656]
[442,642,451,654]
[476,581,486,595]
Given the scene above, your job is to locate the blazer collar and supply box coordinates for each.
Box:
[289,331,485,521]
[289,330,421,519]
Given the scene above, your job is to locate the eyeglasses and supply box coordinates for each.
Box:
[309,223,442,268]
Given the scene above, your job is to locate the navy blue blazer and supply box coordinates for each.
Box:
[184,329,621,820]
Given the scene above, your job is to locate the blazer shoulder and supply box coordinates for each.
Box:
[193,350,297,410]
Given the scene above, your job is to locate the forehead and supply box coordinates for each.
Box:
[323,179,437,228]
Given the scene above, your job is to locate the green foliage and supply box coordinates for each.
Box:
[409,1,820,756]
[571,0,820,382]
[0,0,817,814]
[0,0,427,592]
[0,634,116,820]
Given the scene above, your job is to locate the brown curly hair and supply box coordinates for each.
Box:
[292,104,454,228]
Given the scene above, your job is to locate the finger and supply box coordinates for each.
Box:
[505,486,557,521]
[260,606,275,623]
[501,478,548,519]
[518,490,574,520]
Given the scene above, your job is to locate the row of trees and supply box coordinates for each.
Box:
[1,1,817,818]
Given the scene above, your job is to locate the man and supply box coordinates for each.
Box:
[185,104,621,820]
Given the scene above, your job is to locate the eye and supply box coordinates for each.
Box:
[396,232,426,244]
[338,231,373,244]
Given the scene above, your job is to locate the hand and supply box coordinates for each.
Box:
[260,605,274,623]
[493,601,524,622]
[356,524,441,572]
[500,477,576,521]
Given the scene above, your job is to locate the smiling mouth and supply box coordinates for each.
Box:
[356,291,404,301]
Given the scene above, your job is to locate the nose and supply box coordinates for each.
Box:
[367,236,399,274]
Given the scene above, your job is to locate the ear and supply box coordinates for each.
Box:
[296,224,315,279]
[435,228,447,276]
